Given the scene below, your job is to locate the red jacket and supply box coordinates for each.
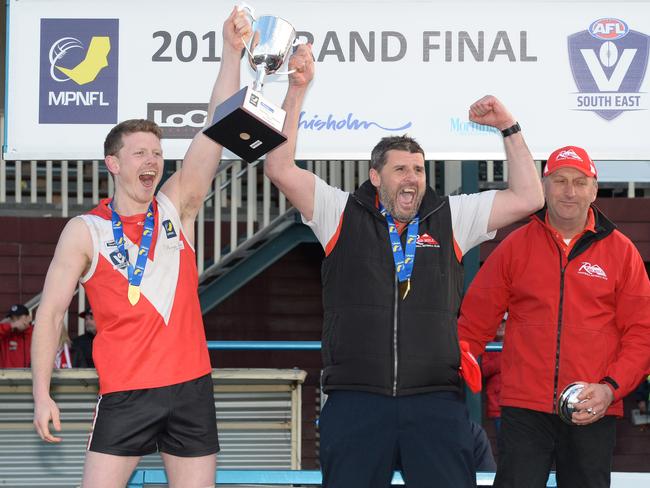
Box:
[481,351,502,418]
[459,207,650,417]
[0,321,33,368]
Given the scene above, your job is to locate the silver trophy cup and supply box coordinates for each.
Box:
[204,3,300,163]
[245,13,298,91]
[557,382,586,425]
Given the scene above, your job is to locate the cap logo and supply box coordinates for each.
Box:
[556,149,583,161]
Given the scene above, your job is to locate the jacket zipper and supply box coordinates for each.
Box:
[392,274,400,396]
[355,194,447,397]
[552,260,566,411]
[391,201,446,397]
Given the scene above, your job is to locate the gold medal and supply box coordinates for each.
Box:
[400,279,411,300]
[128,284,141,306]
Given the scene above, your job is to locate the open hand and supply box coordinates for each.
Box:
[33,396,63,443]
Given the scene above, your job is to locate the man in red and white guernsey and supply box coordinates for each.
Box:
[31,9,251,488]
[265,47,544,487]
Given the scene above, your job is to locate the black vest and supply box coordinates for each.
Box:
[321,180,464,396]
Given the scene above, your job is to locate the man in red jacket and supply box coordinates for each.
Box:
[0,304,33,367]
[458,146,650,488]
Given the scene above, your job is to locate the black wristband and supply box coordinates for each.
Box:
[600,376,619,391]
[501,122,521,138]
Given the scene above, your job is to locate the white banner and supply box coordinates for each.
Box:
[4,0,650,160]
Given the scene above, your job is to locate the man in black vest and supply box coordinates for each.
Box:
[265,46,544,487]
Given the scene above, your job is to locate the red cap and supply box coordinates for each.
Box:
[543,146,597,179]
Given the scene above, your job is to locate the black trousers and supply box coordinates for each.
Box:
[494,407,616,488]
[319,390,475,488]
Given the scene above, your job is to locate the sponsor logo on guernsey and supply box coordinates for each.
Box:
[109,249,129,270]
[162,219,177,238]
[578,262,608,280]
[104,240,117,248]
[416,233,440,248]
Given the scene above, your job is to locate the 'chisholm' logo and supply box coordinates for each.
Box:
[298,112,411,131]
[578,262,608,280]
[568,18,650,120]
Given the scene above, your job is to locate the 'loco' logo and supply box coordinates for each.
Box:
[39,19,119,124]
[568,18,649,120]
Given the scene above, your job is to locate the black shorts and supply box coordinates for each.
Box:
[87,374,220,457]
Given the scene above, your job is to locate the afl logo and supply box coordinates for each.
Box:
[589,18,628,40]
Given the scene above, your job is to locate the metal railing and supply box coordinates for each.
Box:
[3,108,649,325]
[127,469,559,487]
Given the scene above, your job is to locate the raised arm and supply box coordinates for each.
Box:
[469,95,544,232]
[161,7,251,232]
[264,44,317,220]
[32,218,92,443]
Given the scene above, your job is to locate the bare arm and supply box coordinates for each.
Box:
[468,95,545,232]
[264,44,317,220]
[161,7,252,235]
[32,218,92,443]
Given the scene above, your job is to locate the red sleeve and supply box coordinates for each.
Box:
[458,237,512,358]
[0,322,13,339]
[605,240,650,401]
[481,351,501,378]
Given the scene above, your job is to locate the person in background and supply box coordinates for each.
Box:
[471,420,497,472]
[0,304,33,368]
[482,316,506,434]
[72,308,96,368]
[634,376,650,416]
[54,325,72,369]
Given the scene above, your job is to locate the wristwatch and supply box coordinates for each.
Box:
[501,122,521,138]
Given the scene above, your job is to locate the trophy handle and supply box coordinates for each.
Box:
[237,1,256,20]
[237,1,257,61]
[273,39,309,76]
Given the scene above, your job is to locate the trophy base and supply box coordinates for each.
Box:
[204,86,287,163]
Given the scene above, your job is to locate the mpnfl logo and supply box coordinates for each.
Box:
[147,103,208,139]
[568,18,650,120]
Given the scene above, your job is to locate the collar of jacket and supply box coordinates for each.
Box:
[530,204,616,258]
[352,179,445,222]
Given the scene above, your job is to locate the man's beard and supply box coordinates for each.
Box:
[378,184,423,222]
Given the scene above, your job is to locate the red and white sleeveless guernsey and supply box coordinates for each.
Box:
[78,192,211,395]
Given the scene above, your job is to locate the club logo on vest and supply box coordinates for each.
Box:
[416,233,440,248]
[568,18,649,120]
[578,262,608,280]
[162,219,177,239]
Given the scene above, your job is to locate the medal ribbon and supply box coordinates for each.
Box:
[109,201,155,305]
[380,204,419,291]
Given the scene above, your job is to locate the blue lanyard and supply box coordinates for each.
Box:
[380,204,419,300]
[109,200,155,306]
